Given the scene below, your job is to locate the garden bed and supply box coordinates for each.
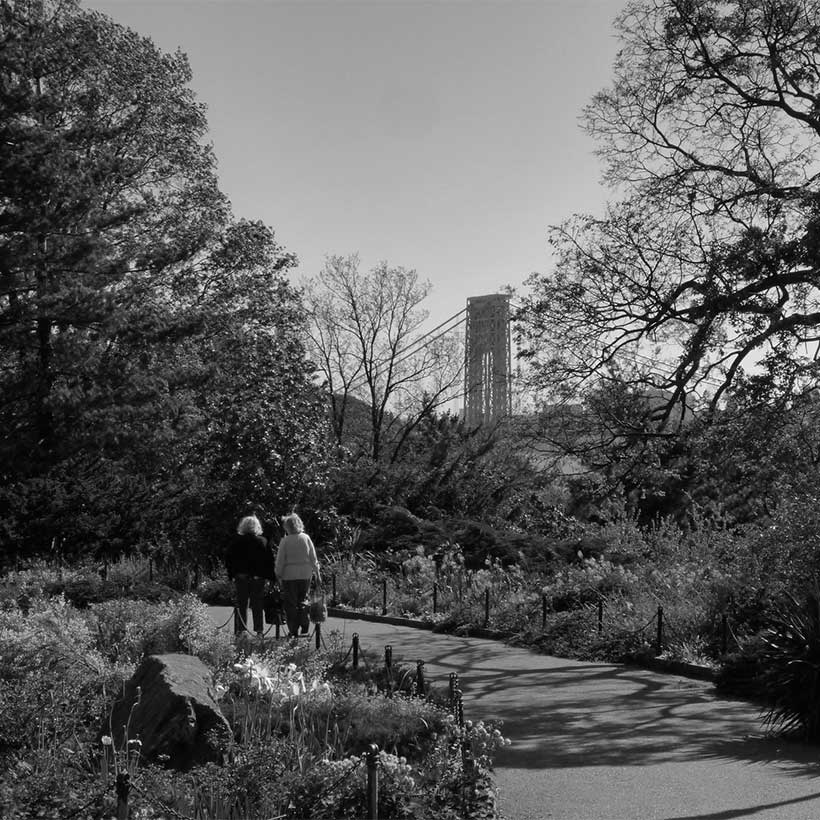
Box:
[0,586,508,819]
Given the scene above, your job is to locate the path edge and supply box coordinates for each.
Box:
[327,606,716,683]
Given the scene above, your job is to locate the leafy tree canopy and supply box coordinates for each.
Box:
[0,0,327,562]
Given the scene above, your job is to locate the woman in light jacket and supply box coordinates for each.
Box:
[275,513,321,637]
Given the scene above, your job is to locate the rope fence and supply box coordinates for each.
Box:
[325,571,742,660]
[23,553,730,661]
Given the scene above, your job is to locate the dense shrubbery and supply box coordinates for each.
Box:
[0,558,238,612]
[325,518,734,666]
[1,560,185,610]
[719,588,820,742]
[325,505,820,692]
[0,589,507,819]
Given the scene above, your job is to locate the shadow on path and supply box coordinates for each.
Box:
[661,790,820,820]
[209,608,820,820]
[323,618,820,776]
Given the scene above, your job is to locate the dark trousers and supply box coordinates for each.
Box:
[281,578,310,636]
[235,574,265,633]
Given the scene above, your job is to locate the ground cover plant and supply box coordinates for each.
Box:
[0,584,508,819]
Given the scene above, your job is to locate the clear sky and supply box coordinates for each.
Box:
[90,0,626,330]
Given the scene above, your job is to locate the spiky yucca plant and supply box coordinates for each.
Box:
[759,588,820,741]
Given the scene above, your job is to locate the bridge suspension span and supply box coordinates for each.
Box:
[350,292,717,426]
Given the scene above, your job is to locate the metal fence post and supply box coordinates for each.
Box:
[721,611,728,654]
[484,588,490,628]
[449,672,459,705]
[148,557,153,582]
[656,606,664,655]
[366,744,380,820]
[416,660,425,696]
[315,621,321,650]
[455,687,464,727]
[384,645,392,671]
[461,736,474,775]
[352,633,360,669]
[433,583,438,614]
[332,573,337,606]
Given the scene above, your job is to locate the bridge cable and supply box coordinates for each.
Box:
[344,311,468,395]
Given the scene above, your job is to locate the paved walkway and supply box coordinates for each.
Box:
[209,608,820,820]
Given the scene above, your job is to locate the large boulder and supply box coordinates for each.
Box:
[106,653,230,771]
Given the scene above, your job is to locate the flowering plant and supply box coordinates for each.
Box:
[232,656,331,702]
[462,719,511,770]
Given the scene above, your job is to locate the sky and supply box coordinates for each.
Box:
[90,0,626,331]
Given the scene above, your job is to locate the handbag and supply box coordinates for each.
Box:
[309,589,327,623]
[264,584,282,625]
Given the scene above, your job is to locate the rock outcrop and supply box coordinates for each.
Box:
[105,653,230,770]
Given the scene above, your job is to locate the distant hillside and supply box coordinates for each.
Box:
[328,392,399,456]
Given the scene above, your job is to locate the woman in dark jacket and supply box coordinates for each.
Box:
[225,515,275,636]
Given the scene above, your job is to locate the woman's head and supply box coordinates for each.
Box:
[237,515,263,536]
[282,513,304,535]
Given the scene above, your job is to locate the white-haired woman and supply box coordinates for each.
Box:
[225,514,275,636]
[275,513,321,637]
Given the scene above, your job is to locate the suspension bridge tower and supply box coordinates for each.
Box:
[464,294,512,425]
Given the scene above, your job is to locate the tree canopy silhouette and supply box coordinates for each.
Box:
[519,0,820,424]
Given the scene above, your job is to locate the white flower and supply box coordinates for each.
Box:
[309,679,332,699]
[101,736,113,746]
[290,672,306,697]
[256,673,276,694]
